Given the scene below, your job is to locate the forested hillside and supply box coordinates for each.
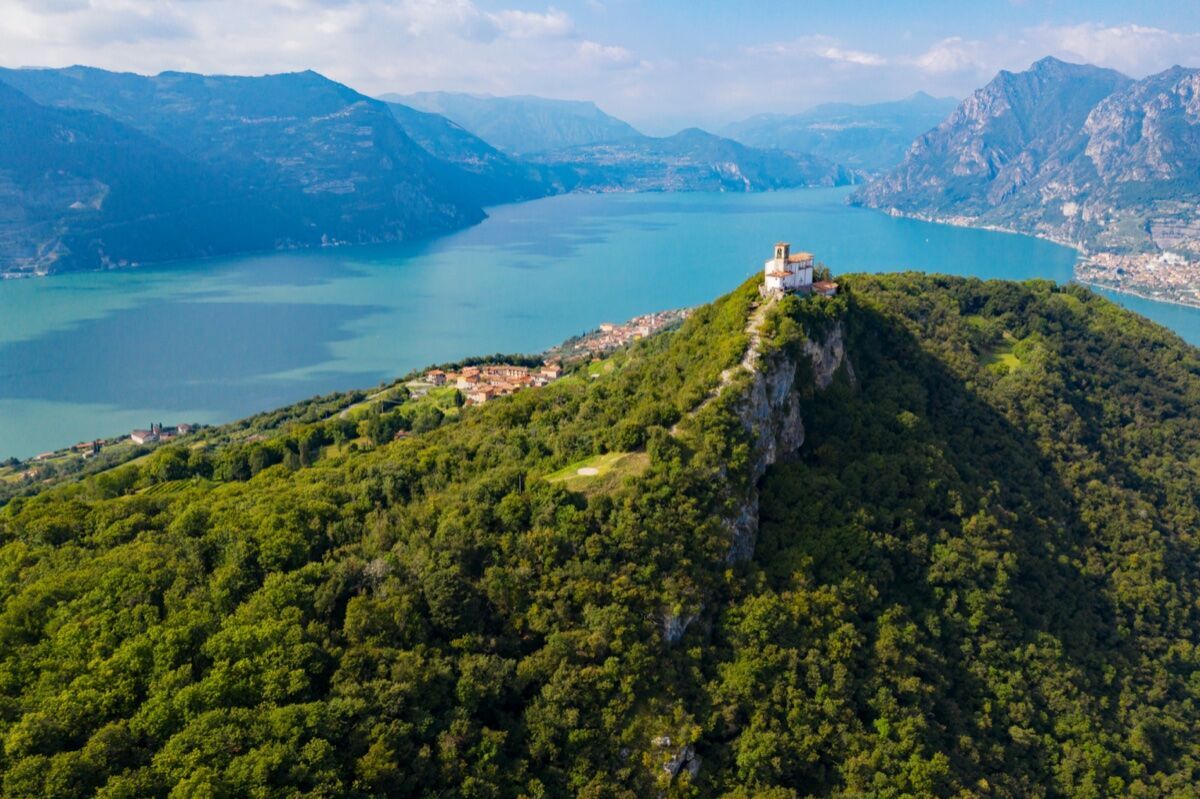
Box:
[2,273,1200,797]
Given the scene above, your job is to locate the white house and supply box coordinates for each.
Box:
[762,242,813,296]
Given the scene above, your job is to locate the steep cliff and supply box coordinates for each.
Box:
[723,312,854,561]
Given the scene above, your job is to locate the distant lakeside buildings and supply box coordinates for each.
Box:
[421,362,565,406]
[10,421,201,486]
[537,309,693,365]
[1076,250,1200,308]
[130,422,195,445]
[428,242,836,407]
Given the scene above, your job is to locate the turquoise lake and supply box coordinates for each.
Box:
[3,186,1199,459]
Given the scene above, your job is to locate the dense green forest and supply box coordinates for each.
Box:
[2,273,1199,797]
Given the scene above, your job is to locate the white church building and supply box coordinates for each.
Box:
[762,242,814,296]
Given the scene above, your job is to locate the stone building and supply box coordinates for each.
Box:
[762,242,813,296]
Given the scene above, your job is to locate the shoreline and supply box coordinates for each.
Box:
[872,205,1200,310]
[1074,279,1200,311]
[874,206,1089,255]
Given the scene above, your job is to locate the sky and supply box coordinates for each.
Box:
[4,0,1200,133]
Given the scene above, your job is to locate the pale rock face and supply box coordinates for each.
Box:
[660,609,699,645]
[1084,69,1200,183]
[663,745,700,779]
[725,322,852,561]
[855,59,1200,256]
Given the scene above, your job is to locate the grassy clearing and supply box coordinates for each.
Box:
[586,359,617,378]
[141,478,214,496]
[963,314,991,330]
[982,336,1023,371]
[545,451,650,493]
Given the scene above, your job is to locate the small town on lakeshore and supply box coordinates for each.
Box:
[1076,250,1200,308]
[409,308,694,406]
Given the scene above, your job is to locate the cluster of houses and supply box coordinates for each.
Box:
[72,440,103,459]
[568,309,692,357]
[130,422,195,445]
[423,361,564,405]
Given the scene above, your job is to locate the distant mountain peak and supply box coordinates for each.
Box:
[386,90,642,155]
[1030,54,1072,70]
[855,55,1200,258]
[720,93,960,171]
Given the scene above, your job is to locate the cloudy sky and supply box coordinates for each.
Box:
[4,0,1200,132]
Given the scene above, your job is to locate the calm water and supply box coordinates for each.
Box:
[2,187,1198,458]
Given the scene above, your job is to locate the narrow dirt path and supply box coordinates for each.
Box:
[671,294,774,434]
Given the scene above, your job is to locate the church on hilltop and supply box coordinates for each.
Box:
[761,242,837,297]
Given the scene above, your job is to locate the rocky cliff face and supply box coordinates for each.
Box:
[854,58,1200,256]
[856,57,1129,218]
[725,321,852,561]
[1083,67,1200,183]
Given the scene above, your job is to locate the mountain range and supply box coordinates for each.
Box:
[0,67,487,276]
[721,91,959,171]
[0,68,864,277]
[854,57,1200,258]
[529,127,859,192]
[382,91,644,155]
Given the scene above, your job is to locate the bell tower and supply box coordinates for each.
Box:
[774,242,790,261]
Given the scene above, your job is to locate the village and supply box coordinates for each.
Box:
[1076,250,1200,308]
[7,422,200,482]
[413,242,835,406]
[420,361,566,405]
[417,307,703,406]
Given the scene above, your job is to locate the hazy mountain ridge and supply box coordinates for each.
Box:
[384,101,558,205]
[855,57,1200,259]
[0,67,488,275]
[721,91,959,171]
[384,90,643,155]
[0,81,293,275]
[530,127,861,192]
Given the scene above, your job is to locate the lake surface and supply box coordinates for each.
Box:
[3,187,1199,458]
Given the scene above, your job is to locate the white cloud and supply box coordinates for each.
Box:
[577,40,637,68]
[490,8,572,39]
[0,0,633,102]
[911,37,986,75]
[1028,22,1200,76]
[747,35,886,67]
[819,46,886,67]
